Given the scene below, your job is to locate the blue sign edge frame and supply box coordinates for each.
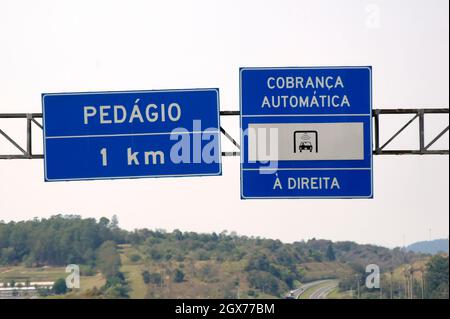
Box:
[42,88,222,182]
[239,66,373,199]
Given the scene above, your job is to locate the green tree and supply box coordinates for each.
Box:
[247,271,282,296]
[149,273,163,285]
[97,241,121,279]
[53,278,68,295]
[0,215,125,266]
[99,217,110,227]
[173,269,185,283]
[142,270,151,284]
[110,215,119,229]
[326,243,336,261]
[130,254,141,262]
[425,255,449,299]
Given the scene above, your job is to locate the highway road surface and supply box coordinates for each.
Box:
[285,279,339,299]
[307,280,338,299]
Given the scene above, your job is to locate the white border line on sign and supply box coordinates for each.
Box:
[239,66,373,199]
[46,131,219,139]
[242,114,371,117]
[243,168,371,171]
[42,88,222,182]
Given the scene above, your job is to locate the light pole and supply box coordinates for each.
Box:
[356,274,360,299]
[262,284,269,296]
[380,281,383,299]
[390,271,394,299]
[420,270,424,299]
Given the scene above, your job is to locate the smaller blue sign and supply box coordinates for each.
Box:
[42,89,222,181]
[240,67,373,199]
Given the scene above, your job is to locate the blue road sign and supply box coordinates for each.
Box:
[42,89,221,181]
[240,67,373,199]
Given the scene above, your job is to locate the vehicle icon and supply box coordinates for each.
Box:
[293,130,318,154]
[299,141,313,152]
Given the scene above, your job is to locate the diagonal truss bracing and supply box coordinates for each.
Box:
[0,109,448,159]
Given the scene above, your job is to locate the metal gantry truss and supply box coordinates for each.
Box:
[0,113,43,159]
[373,108,449,155]
[0,108,448,160]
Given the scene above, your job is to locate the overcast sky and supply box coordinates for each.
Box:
[0,0,448,248]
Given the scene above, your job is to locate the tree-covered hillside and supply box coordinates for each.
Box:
[0,215,445,299]
[0,215,126,266]
[407,239,449,254]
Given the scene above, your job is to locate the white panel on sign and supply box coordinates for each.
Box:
[248,122,364,161]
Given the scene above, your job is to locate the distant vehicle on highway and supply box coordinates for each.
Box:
[285,291,296,299]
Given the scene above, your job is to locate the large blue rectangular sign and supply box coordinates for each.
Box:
[240,67,373,199]
[42,89,221,181]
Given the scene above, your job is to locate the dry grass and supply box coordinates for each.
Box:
[0,266,66,283]
[299,262,353,282]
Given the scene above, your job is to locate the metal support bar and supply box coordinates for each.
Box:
[31,118,43,129]
[0,128,28,156]
[220,127,240,149]
[220,111,241,156]
[0,113,43,159]
[222,151,240,156]
[425,126,449,150]
[0,113,42,118]
[26,114,32,158]
[370,150,447,155]
[374,108,449,155]
[373,110,380,154]
[0,154,44,160]
[220,126,241,157]
[373,108,449,114]
[419,110,425,152]
[220,110,240,116]
[379,114,419,150]
[1,109,449,159]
